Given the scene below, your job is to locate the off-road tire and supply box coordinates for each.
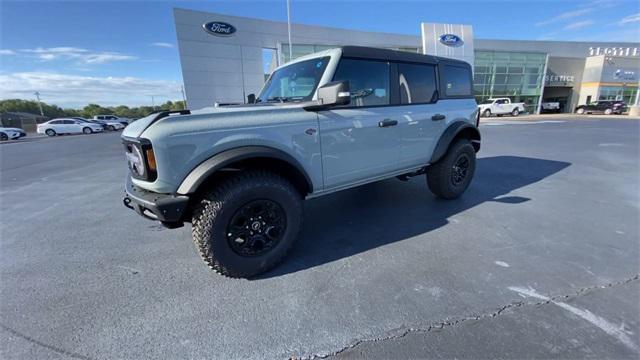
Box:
[483,109,491,117]
[191,170,303,278]
[427,139,476,199]
[45,129,56,137]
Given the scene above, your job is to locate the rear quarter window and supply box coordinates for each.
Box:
[441,64,472,97]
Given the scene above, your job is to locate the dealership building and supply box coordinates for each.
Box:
[174,8,640,113]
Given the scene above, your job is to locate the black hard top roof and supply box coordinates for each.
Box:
[339,46,470,67]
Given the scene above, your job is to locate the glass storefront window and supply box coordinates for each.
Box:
[474,50,547,113]
[599,86,639,104]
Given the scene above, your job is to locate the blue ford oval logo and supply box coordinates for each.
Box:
[203,21,236,36]
[439,34,464,47]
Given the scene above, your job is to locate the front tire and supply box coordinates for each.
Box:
[604,108,613,115]
[512,108,520,116]
[82,127,92,134]
[483,109,491,118]
[427,139,476,199]
[191,170,303,278]
[576,108,585,115]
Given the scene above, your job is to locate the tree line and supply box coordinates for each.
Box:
[0,99,187,120]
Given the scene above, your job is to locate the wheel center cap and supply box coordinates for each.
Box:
[251,221,261,231]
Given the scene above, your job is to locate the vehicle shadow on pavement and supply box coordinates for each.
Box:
[254,156,571,279]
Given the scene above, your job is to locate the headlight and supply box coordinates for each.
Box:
[124,139,157,181]
[126,144,146,177]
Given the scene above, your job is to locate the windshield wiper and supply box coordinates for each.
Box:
[267,96,289,103]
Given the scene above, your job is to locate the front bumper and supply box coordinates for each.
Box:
[123,176,189,227]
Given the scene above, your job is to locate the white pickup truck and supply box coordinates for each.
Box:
[478,98,526,117]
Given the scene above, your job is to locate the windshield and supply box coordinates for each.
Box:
[257,57,330,103]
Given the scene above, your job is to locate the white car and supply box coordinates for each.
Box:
[93,115,131,126]
[37,118,104,136]
[478,97,526,117]
[74,117,124,131]
[0,127,23,141]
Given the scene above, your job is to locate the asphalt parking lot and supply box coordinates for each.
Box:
[1,118,639,359]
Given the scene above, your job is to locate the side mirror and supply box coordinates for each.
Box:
[304,81,350,110]
[247,93,256,104]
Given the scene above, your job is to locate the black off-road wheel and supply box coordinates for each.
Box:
[191,170,303,278]
[427,139,476,199]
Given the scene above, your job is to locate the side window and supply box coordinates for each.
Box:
[332,58,389,107]
[63,120,75,124]
[50,120,61,124]
[398,63,437,104]
[441,65,472,97]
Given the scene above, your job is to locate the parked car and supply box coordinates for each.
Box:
[541,101,561,113]
[93,115,131,126]
[37,118,104,136]
[575,100,627,115]
[0,127,24,141]
[122,46,480,278]
[74,117,124,131]
[478,98,526,117]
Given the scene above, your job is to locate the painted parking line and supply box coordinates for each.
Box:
[482,120,567,126]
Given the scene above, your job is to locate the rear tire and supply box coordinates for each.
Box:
[427,139,476,199]
[0,132,8,141]
[604,108,613,115]
[82,127,92,134]
[45,129,56,137]
[483,109,491,118]
[191,170,303,278]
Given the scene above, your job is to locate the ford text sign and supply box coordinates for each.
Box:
[439,34,464,47]
[203,21,236,36]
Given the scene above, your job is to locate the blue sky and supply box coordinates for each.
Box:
[1,0,639,108]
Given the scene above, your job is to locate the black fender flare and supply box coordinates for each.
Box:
[430,121,481,164]
[176,146,313,195]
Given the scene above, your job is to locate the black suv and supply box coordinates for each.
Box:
[575,100,627,115]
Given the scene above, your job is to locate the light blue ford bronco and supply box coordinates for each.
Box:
[122,46,480,278]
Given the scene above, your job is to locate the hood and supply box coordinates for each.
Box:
[0,127,24,132]
[122,102,308,139]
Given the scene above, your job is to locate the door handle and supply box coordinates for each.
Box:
[378,119,398,127]
[431,114,446,121]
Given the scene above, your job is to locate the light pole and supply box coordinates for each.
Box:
[180,85,187,109]
[286,0,293,62]
[33,91,44,116]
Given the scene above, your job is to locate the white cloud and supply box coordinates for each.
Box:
[0,49,16,55]
[151,42,174,48]
[14,47,136,64]
[535,9,592,26]
[563,20,595,30]
[0,72,181,108]
[618,13,640,25]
